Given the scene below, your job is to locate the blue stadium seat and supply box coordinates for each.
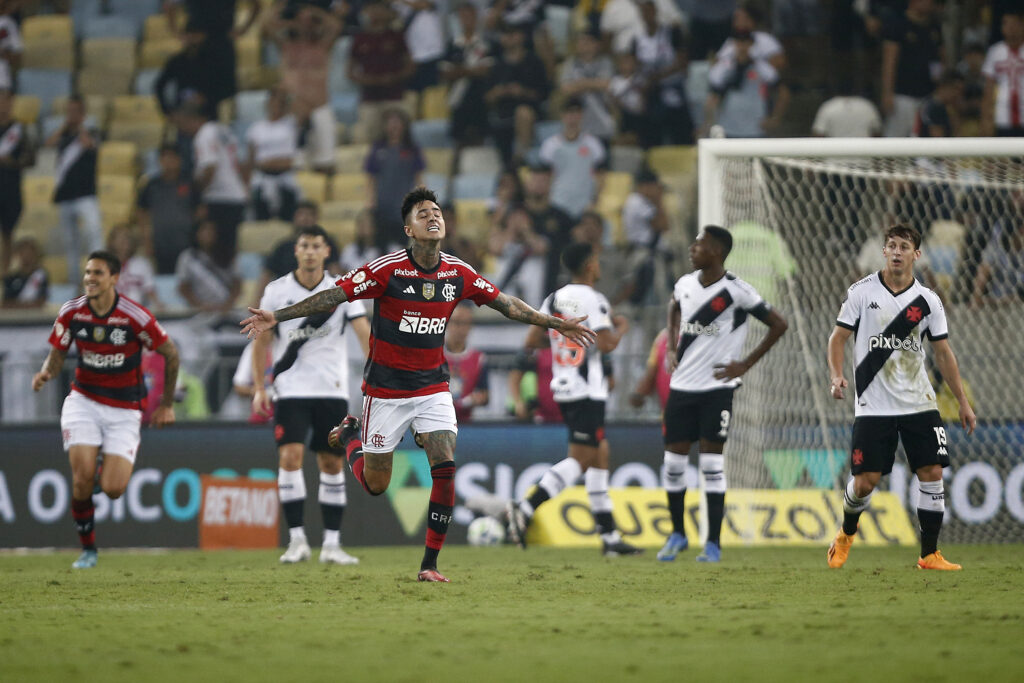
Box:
[331,92,360,125]
[534,119,562,144]
[153,274,188,311]
[452,173,497,200]
[411,119,452,148]
[235,90,268,125]
[17,69,72,116]
[687,61,710,129]
[70,0,103,32]
[81,15,139,40]
[236,252,264,281]
[423,173,450,205]
[107,0,161,24]
[134,69,160,97]
[47,283,76,307]
[329,38,357,94]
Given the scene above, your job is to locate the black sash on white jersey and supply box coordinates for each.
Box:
[853,294,931,397]
[675,287,734,362]
[272,308,340,376]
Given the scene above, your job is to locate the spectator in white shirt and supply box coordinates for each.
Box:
[176,218,241,312]
[705,30,785,138]
[559,29,615,142]
[394,0,445,91]
[982,9,1024,137]
[716,4,785,72]
[600,0,682,55]
[108,225,160,309]
[812,82,882,137]
[246,88,300,221]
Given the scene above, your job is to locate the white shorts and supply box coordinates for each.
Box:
[306,103,337,168]
[60,390,143,464]
[360,392,458,453]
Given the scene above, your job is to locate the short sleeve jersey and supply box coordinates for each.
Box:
[539,283,613,402]
[335,250,500,399]
[835,272,947,417]
[261,271,366,399]
[193,121,246,203]
[48,294,169,409]
[670,272,769,392]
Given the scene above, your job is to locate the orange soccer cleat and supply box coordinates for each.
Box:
[826,529,855,568]
[916,550,962,570]
[417,568,450,582]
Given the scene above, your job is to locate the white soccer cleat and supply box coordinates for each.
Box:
[279,537,312,564]
[319,545,359,565]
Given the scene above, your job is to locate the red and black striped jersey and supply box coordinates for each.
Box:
[335,249,500,399]
[48,294,169,409]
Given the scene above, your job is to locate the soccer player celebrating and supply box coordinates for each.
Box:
[32,251,179,569]
[657,226,788,563]
[242,188,596,582]
[251,225,370,565]
[827,224,975,570]
[505,243,642,556]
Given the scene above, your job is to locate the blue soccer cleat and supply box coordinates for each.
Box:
[656,532,689,561]
[72,549,98,569]
[696,541,721,563]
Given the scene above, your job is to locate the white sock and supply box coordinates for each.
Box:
[289,527,306,543]
[322,529,340,547]
[539,457,583,499]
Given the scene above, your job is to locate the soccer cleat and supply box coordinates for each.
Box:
[505,501,529,549]
[656,532,689,562]
[417,568,450,582]
[319,546,359,565]
[696,541,721,563]
[602,540,644,557]
[328,415,360,450]
[827,529,855,568]
[72,549,98,569]
[916,550,962,571]
[279,537,311,564]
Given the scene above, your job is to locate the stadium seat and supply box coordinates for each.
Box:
[27,148,57,177]
[457,146,502,176]
[52,96,109,127]
[602,171,634,204]
[97,175,136,205]
[81,38,137,71]
[140,39,180,70]
[422,147,454,176]
[111,95,162,123]
[12,96,40,125]
[153,274,187,311]
[235,90,269,125]
[43,255,70,285]
[331,92,360,126]
[609,145,646,175]
[236,35,262,69]
[452,173,497,200]
[322,219,357,247]
[16,205,58,244]
[647,146,697,177]
[70,0,103,32]
[334,144,369,172]
[423,173,450,205]
[106,0,162,25]
[330,173,369,202]
[411,119,452,149]
[100,200,133,231]
[17,69,72,116]
[78,67,134,98]
[143,14,175,41]
[22,176,56,207]
[22,15,73,43]
[239,220,293,253]
[107,120,164,149]
[453,199,490,243]
[98,141,139,176]
[80,15,138,40]
[134,69,160,97]
[48,284,76,306]
[320,200,365,224]
[236,252,264,281]
[419,85,449,120]
[295,171,328,205]
[21,39,75,70]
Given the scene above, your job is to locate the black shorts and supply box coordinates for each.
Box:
[850,410,949,475]
[0,192,22,236]
[274,398,349,453]
[663,388,735,445]
[557,399,606,447]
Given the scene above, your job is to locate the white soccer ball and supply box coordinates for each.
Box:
[467,515,506,547]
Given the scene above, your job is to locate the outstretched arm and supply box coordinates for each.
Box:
[32,347,68,391]
[240,286,350,338]
[931,338,976,434]
[486,292,597,347]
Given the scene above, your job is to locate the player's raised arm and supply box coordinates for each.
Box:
[241,285,350,338]
[486,291,597,347]
[827,325,853,399]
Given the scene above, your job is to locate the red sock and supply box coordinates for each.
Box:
[71,497,96,550]
[422,461,455,570]
[346,439,376,495]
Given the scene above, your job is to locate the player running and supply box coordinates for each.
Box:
[251,225,370,565]
[827,224,975,570]
[32,250,179,569]
[505,242,641,556]
[656,226,788,563]
[241,187,596,582]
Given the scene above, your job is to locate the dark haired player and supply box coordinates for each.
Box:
[242,187,596,582]
[32,251,179,569]
[505,242,640,556]
[251,225,370,565]
[827,224,975,570]
[657,226,788,563]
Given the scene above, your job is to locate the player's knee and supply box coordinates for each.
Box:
[102,484,127,500]
[364,470,391,495]
[72,481,94,500]
[916,464,942,482]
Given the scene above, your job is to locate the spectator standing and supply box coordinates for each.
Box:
[811,83,882,137]
[2,236,47,308]
[486,205,549,308]
[982,9,1024,137]
[914,70,964,138]
[176,219,241,312]
[607,51,649,146]
[538,98,606,220]
[881,0,943,137]
[154,23,226,122]
[348,0,414,143]
[484,21,550,165]
[617,167,668,304]
[957,41,987,136]
[263,2,341,173]
[0,8,21,91]
[137,144,198,275]
[972,217,1024,306]
[0,87,32,275]
[337,208,381,273]
[716,3,785,72]
[600,0,682,55]
[632,0,693,146]
[246,88,300,221]
[108,225,160,310]
[704,30,783,138]
[364,108,425,251]
[522,162,574,294]
[47,95,101,286]
[485,0,555,77]
[441,1,494,149]
[394,0,445,91]
[253,200,341,305]
[444,303,490,423]
[559,29,615,143]
[688,0,736,61]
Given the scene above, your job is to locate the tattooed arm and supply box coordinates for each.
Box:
[151,339,180,428]
[32,347,68,391]
[240,286,350,339]
[486,292,597,347]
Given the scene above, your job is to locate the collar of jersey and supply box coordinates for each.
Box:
[876,271,916,298]
[407,248,442,274]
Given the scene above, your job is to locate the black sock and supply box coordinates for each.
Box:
[282,500,304,529]
[526,487,551,514]
[594,511,616,537]
[842,511,862,536]
[706,492,725,544]
[71,497,96,551]
[421,546,440,571]
[321,504,343,533]
[666,489,687,536]
[918,509,943,557]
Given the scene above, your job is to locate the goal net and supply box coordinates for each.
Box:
[699,138,1024,544]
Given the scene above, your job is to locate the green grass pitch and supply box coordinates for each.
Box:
[2,545,1023,682]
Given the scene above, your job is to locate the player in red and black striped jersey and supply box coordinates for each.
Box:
[32,251,179,569]
[242,187,597,582]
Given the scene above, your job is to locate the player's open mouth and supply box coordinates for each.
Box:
[427,224,440,232]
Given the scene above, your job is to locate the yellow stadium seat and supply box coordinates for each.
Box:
[295,171,328,205]
[22,15,73,42]
[97,175,136,205]
[143,14,175,41]
[330,173,369,202]
[81,38,138,71]
[140,39,181,69]
[22,40,74,69]
[646,145,697,177]
[239,220,293,253]
[98,141,139,176]
[454,199,490,243]
[320,201,365,224]
[78,67,134,98]
[322,219,356,247]
[43,255,70,285]
[333,144,369,173]
[420,85,449,120]
[107,120,165,149]
[236,36,261,69]
[602,171,633,203]
[22,176,56,207]
[100,200,134,233]
[423,147,454,175]
[16,205,58,246]
[111,95,162,123]
[12,96,40,125]
[52,95,109,123]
